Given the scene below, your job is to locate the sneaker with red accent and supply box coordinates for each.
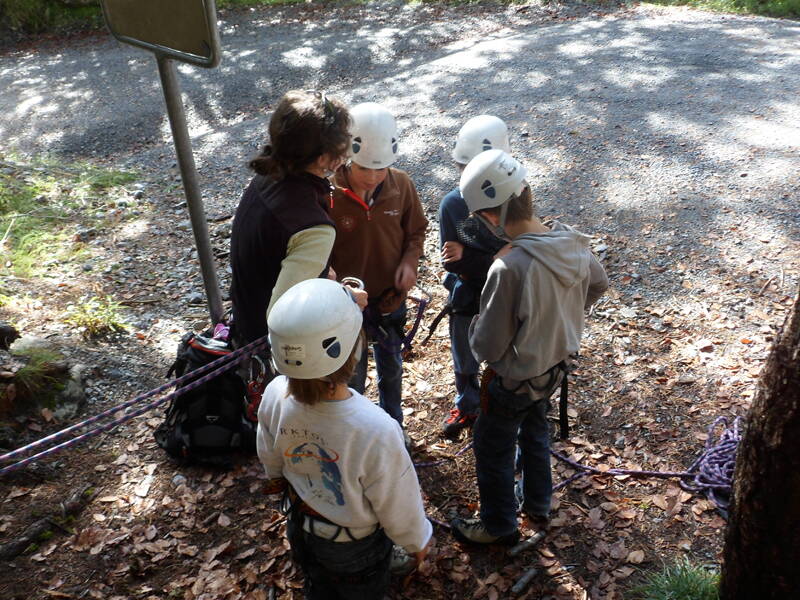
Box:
[442,409,478,439]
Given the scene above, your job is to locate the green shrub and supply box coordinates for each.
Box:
[643,0,798,18]
[64,295,128,338]
[628,558,720,600]
[0,0,102,34]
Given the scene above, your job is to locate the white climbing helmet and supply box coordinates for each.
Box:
[349,102,399,169]
[452,115,511,165]
[268,279,363,380]
[459,149,527,238]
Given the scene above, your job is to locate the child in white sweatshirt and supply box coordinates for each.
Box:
[256,278,432,599]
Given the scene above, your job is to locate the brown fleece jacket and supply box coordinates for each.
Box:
[330,166,428,313]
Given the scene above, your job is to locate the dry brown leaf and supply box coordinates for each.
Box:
[627,550,645,564]
[613,566,635,579]
[651,494,668,511]
[218,513,232,527]
[6,486,31,499]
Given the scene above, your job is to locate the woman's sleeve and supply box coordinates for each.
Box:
[266,224,335,318]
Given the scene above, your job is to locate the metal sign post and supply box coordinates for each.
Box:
[100,0,223,324]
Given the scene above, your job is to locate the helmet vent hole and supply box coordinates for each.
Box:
[325,342,341,359]
[352,137,362,153]
[482,138,492,151]
[481,180,496,199]
[322,337,336,349]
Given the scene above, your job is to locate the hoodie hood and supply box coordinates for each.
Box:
[512,222,591,288]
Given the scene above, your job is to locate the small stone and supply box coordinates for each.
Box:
[133,190,144,200]
[187,292,205,305]
[172,474,188,488]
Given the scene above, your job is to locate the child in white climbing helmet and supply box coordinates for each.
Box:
[439,115,512,439]
[256,278,432,599]
[450,149,608,546]
[328,102,429,445]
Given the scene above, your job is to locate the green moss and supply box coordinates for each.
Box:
[38,529,54,541]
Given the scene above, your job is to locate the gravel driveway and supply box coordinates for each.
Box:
[1,2,798,299]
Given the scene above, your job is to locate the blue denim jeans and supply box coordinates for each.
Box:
[351,305,406,426]
[473,376,552,536]
[448,312,480,415]
[287,516,392,600]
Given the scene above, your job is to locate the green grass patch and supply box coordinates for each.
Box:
[628,558,720,600]
[0,154,136,277]
[63,295,129,338]
[13,346,66,408]
[643,0,798,18]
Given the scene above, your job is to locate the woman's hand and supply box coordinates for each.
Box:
[441,241,464,264]
[350,288,368,310]
[394,262,417,293]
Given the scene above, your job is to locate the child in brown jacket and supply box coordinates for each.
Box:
[329,102,428,445]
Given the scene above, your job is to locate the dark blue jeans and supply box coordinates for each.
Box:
[287,516,393,600]
[448,312,480,415]
[473,376,552,536]
[351,305,406,426]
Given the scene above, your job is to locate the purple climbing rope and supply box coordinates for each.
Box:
[0,335,270,477]
[552,416,741,515]
[415,417,742,516]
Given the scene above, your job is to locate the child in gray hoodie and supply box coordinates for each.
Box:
[450,149,608,545]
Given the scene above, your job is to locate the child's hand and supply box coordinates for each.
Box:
[350,288,368,310]
[441,241,464,263]
[326,266,337,280]
[394,263,417,293]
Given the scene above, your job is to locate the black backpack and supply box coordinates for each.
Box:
[154,328,256,467]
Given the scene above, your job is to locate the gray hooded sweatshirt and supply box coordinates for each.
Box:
[469,222,608,390]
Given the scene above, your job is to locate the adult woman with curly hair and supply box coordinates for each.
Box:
[230,90,366,347]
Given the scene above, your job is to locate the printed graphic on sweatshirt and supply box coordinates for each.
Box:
[285,442,345,506]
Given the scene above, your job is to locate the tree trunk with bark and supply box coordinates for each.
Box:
[720,285,800,598]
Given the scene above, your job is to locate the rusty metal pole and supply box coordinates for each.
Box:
[155,53,223,324]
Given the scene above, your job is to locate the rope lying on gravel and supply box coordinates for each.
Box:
[0,335,269,477]
[417,417,742,517]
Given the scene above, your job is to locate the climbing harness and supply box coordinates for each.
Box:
[362,285,430,356]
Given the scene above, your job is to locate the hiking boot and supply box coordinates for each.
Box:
[389,544,416,576]
[450,517,520,545]
[442,409,478,439]
[402,429,412,452]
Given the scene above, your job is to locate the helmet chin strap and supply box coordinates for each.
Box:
[476,202,512,242]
